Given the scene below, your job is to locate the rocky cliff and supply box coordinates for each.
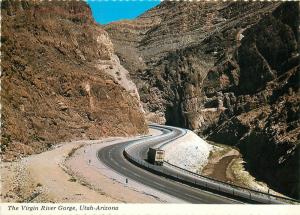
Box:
[105,1,281,128]
[1,0,147,161]
[205,3,300,199]
[106,2,299,199]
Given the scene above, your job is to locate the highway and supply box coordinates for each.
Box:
[97,124,242,203]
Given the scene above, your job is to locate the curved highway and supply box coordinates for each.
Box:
[97,125,241,203]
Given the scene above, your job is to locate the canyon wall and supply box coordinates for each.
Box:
[106,2,299,199]
[1,1,147,161]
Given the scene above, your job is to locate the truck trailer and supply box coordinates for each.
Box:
[147,147,165,166]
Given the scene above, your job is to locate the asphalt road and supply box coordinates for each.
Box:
[97,125,241,203]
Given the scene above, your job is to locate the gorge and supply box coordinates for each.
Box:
[1,0,299,200]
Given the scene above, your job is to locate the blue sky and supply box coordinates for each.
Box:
[87,1,160,24]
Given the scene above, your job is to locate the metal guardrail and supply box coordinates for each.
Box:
[124,125,300,204]
[163,161,299,204]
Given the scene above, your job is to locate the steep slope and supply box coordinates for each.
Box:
[105,1,281,127]
[106,2,299,199]
[1,0,147,161]
[205,3,300,199]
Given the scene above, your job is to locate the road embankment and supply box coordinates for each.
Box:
[1,131,169,203]
[161,130,212,173]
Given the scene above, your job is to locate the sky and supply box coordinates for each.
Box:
[87,1,160,24]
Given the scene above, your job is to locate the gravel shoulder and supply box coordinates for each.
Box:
[1,128,181,203]
[1,140,118,203]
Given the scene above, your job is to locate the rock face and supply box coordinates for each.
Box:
[106,2,299,199]
[205,3,300,199]
[105,1,281,129]
[1,1,147,161]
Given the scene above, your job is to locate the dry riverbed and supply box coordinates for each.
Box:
[201,142,283,196]
[1,128,285,203]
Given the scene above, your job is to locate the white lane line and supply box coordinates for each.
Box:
[111,158,119,166]
[132,172,141,178]
[184,193,204,201]
[153,181,166,188]
[96,127,188,203]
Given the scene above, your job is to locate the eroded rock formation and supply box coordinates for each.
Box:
[1,0,147,161]
[106,2,299,199]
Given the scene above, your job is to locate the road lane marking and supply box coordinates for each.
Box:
[153,181,166,188]
[132,173,141,178]
[184,193,204,202]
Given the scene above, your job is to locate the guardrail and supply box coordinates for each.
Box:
[124,125,300,204]
[163,161,299,204]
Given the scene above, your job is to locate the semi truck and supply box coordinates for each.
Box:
[147,147,165,166]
